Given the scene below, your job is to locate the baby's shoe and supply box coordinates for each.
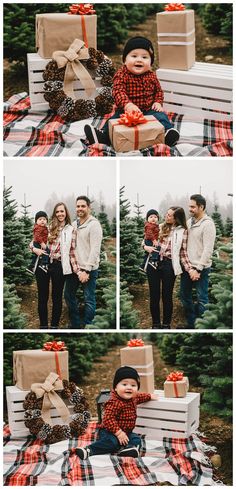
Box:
[84,125,110,145]
[118,446,139,458]
[165,128,180,147]
[39,264,48,273]
[76,447,90,460]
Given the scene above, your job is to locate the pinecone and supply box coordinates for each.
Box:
[63,380,70,389]
[57,97,75,117]
[44,81,63,92]
[55,67,66,81]
[96,50,105,63]
[88,47,97,59]
[62,387,72,399]
[86,58,99,71]
[101,75,113,87]
[96,59,113,77]
[24,392,37,402]
[38,423,53,441]
[95,95,113,116]
[25,417,44,434]
[69,419,83,435]
[85,100,97,118]
[97,86,113,101]
[71,413,84,422]
[74,402,86,413]
[69,381,78,393]
[62,425,71,439]
[43,61,57,81]
[83,410,91,422]
[24,409,41,419]
[70,388,83,405]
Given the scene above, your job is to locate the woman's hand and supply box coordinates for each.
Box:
[144,245,156,254]
[189,269,200,281]
[33,247,48,257]
[78,270,90,283]
[116,430,129,445]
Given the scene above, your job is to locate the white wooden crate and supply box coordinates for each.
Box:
[27,52,103,111]
[136,389,200,440]
[6,385,74,438]
[157,62,233,121]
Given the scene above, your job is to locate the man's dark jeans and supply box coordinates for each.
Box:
[64,270,98,328]
[88,428,141,456]
[180,267,211,328]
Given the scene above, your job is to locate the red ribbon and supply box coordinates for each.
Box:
[166,371,184,397]
[117,111,147,127]
[43,341,67,352]
[164,3,186,11]
[127,339,145,347]
[68,3,96,15]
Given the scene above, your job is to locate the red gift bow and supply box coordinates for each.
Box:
[68,3,96,15]
[117,111,147,127]
[43,341,67,352]
[127,338,145,347]
[166,371,184,381]
[164,3,186,11]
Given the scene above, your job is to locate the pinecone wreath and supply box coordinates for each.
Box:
[43,47,115,122]
[23,380,90,444]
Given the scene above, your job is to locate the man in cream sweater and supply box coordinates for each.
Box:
[180,194,216,328]
[64,196,103,328]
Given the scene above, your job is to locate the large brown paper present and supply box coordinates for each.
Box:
[13,350,69,390]
[109,115,165,152]
[120,345,155,393]
[36,13,97,58]
[156,10,195,70]
[164,376,189,398]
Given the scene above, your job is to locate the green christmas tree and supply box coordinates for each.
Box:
[3,280,27,329]
[195,242,233,329]
[120,282,139,328]
[211,204,225,238]
[98,204,111,237]
[4,186,33,285]
[19,195,33,241]
[224,217,233,237]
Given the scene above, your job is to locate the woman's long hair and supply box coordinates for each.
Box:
[160,206,187,240]
[48,202,72,243]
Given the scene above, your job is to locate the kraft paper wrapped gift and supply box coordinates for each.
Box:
[109,115,165,152]
[156,10,195,70]
[120,344,155,393]
[164,376,189,398]
[36,13,97,58]
[13,350,69,390]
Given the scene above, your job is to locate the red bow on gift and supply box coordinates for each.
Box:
[164,3,186,11]
[118,111,147,127]
[166,371,184,381]
[68,3,96,15]
[43,341,67,351]
[127,338,145,347]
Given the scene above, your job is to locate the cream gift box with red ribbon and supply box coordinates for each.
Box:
[36,4,97,58]
[156,5,195,70]
[120,340,155,393]
[13,342,69,390]
[164,371,189,398]
[109,113,165,152]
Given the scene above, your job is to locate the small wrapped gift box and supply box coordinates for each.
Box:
[156,8,195,70]
[164,371,189,398]
[36,12,97,58]
[13,347,69,390]
[120,341,155,393]
[109,114,165,152]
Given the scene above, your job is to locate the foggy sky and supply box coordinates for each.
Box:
[4,158,116,217]
[120,158,233,217]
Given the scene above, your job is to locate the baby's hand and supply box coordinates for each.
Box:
[153,239,159,247]
[41,242,47,250]
[124,102,141,114]
[150,393,159,400]
[116,430,129,445]
[152,102,162,112]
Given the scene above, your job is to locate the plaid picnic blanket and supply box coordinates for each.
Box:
[3,422,223,486]
[3,93,233,157]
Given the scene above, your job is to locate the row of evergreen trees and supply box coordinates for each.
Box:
[152,333,232,420]
[120,187,233,329]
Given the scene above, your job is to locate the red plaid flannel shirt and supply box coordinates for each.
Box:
[100,390,151,434]
[145,222,159,241]
[33,224,48,244]
[112,66,164,111]
[161,228,191,271]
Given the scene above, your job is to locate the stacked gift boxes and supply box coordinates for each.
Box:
[6,345,71,437]
[120,342,155,393]
[156,8,195,70]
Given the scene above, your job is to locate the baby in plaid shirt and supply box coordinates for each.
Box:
[76,366,158,459]
[27,211,50,274]
[140,209,161,272]
[84,36,179,148]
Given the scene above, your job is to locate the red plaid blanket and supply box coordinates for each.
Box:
[3,93,233,157]
[3,422,220,486]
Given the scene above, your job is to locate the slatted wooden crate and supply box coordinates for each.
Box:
[27,52,103,111]
[136,389,200,440]
[157,62,233,121]
[6,385,74,438]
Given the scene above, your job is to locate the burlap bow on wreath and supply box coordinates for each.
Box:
[53,38,96,98]
[31,372,70,425]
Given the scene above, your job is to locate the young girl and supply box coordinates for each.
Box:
[30,202,73,328]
